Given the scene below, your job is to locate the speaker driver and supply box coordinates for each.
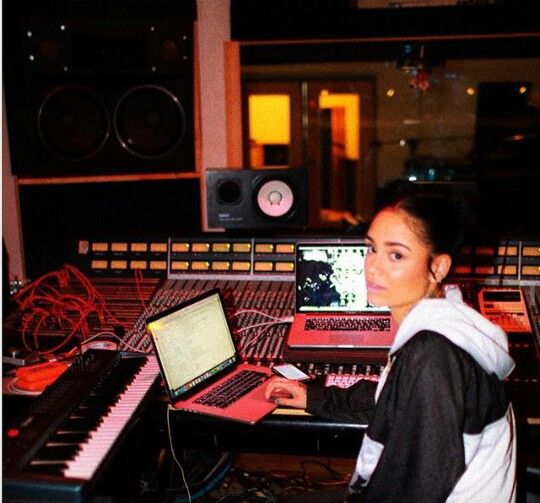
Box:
[114,84,186,159]
[38,86,110,161]
[217,179,243,204]
[256,180,294,218]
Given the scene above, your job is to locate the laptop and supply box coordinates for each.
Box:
[287,242,397,349]
[146,288,277,424]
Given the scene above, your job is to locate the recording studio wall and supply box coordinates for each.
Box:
[3,0,197,177]
[206,168,309,230]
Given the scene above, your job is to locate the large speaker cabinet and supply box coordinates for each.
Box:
[3,0,197,177]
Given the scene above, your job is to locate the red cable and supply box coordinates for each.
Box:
[14,264,133,356]
[134,268,147,311]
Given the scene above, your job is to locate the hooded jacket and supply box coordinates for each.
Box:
[307,286,516,502]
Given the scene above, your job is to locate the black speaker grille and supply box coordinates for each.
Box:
[38,86,110,160]
[114,85,186,159]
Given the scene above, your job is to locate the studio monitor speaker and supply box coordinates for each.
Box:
[3,0,196,177]
[206,168,308,229]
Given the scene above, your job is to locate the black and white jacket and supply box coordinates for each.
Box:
[307,286,516,503]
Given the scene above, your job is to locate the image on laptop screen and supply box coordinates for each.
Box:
[147,292,237,401]
[296,243,389,313]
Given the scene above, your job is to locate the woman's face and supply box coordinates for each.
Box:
[364,208,436,324]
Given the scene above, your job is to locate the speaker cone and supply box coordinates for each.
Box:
[38,86,109,161]
[114,84,186,159]
[217,179,243,205]
[256,179,295,218]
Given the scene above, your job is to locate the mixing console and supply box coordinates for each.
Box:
[119,277,539,394]
[123,278,295,363]
[5,270,539,392]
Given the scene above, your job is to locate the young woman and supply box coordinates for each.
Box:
[265,192,516,502]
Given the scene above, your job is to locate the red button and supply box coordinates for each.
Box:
[7,428,19,438]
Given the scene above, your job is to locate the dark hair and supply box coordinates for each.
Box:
[375,180,419,211]
[380,188,470,266]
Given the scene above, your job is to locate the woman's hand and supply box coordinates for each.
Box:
[265,377,308,409]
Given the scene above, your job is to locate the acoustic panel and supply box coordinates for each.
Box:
[18,178,201,280]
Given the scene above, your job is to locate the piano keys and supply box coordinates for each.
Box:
[3,350,160,503]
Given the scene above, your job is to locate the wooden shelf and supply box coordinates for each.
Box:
[16,172,201,186]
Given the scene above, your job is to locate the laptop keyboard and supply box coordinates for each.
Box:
[194,369,270,408]
[305,316,391,331]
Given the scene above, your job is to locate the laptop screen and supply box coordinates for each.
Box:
[296,243,389,313]
[146,290,237,401]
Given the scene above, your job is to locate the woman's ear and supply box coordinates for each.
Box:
[430,253,452,284]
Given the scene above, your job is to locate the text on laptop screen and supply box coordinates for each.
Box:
[296,244,389,313]
[147,292,236,400]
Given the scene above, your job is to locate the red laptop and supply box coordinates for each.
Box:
[146,289,276,424]
[287,243,397,349]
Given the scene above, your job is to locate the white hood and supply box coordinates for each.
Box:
[390,285,515,380]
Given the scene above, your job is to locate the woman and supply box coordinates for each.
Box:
[265,192,516,502]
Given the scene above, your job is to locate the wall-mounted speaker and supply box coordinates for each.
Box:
[3,1,196,177]
[206,168,308,229]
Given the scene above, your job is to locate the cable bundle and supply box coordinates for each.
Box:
[232,309,293,358]
[14,264,127,355]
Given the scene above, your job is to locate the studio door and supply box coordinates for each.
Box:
[307,81,376,227]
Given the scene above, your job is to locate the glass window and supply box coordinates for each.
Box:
[241,39,540,237]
